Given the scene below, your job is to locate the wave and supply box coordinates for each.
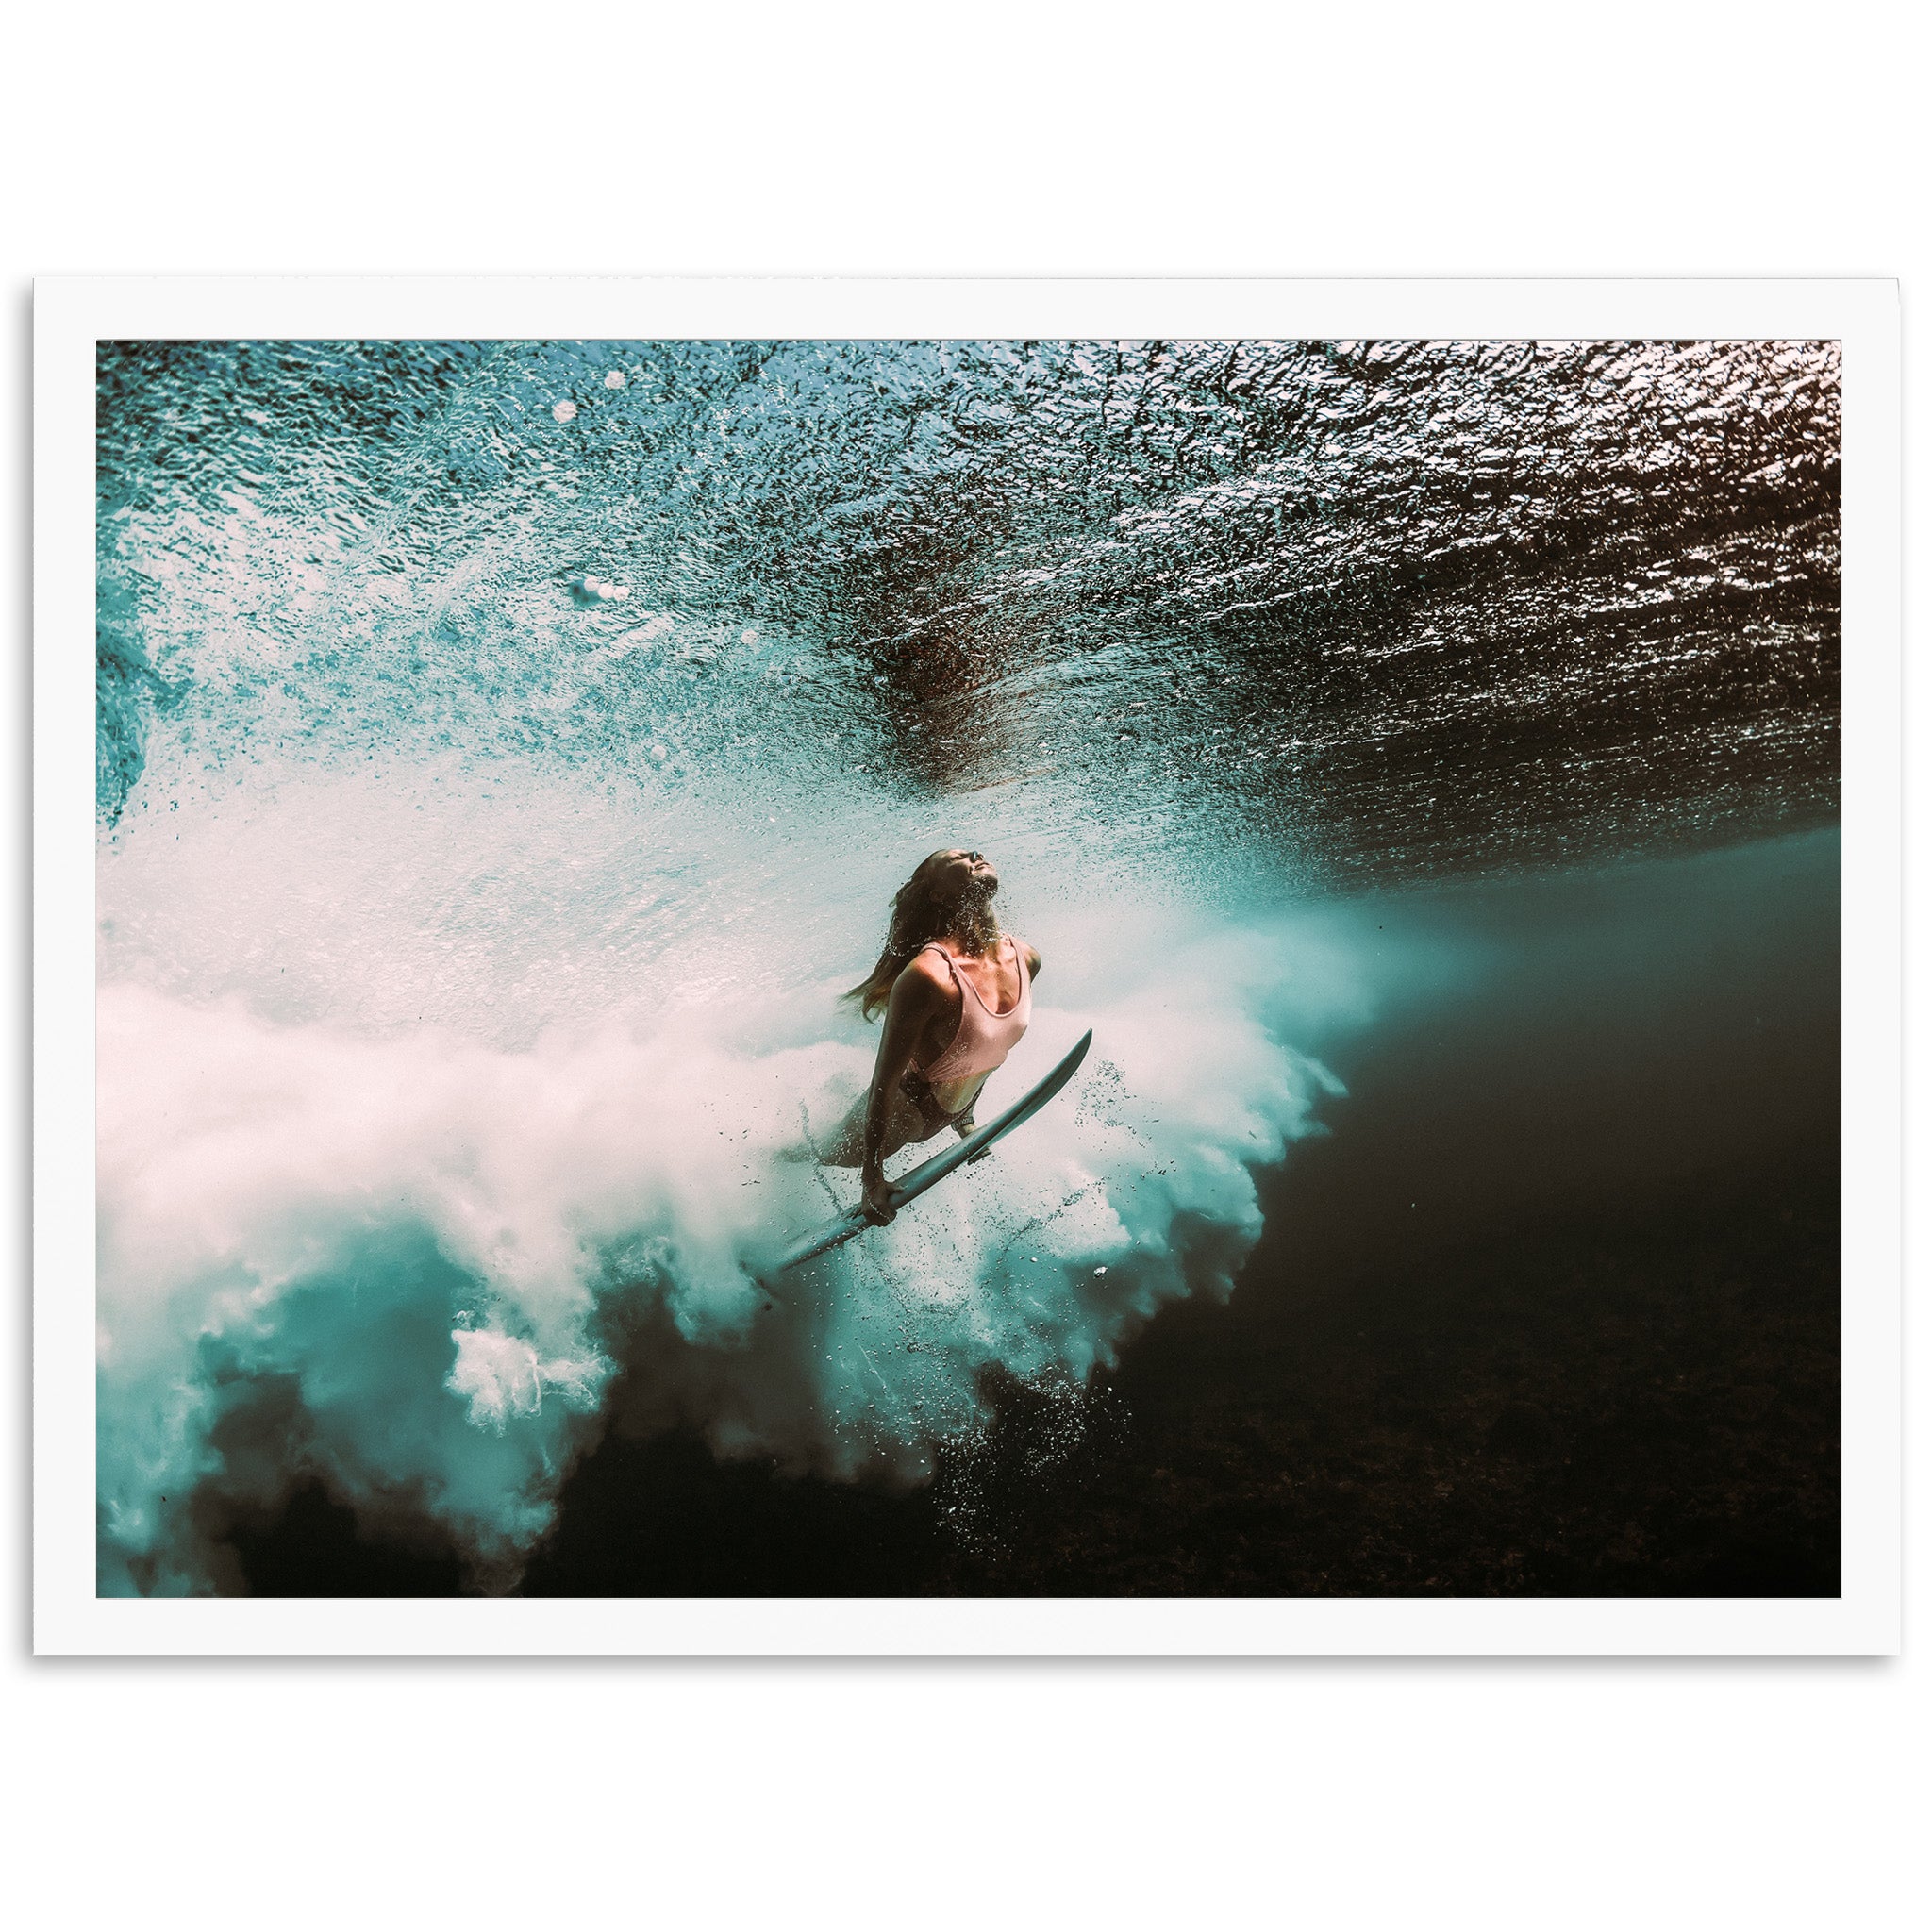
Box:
[96,915,1349,1594]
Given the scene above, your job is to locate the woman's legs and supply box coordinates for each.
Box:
[818,1080,931,1169]
[812,1071,990,1169]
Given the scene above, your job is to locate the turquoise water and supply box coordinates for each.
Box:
[93,340,1840,1592]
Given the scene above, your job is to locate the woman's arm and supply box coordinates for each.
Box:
[860,960,947,1221]
[1025,942,1042,984]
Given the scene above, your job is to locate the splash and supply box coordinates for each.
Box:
[96,915,1347,1594]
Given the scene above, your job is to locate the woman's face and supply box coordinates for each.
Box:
[924,847,999,901]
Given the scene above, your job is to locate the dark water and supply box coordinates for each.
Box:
[93,338,1840,1596]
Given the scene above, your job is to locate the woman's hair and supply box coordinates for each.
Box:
[845,852,997,1020]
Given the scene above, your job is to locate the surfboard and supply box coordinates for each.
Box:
[766,1027,1094,1276]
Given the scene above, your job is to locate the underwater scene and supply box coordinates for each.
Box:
[94,339,1840,1596]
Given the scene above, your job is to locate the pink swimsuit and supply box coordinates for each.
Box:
[899,938,1032,1131]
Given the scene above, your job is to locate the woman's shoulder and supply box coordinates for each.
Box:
[898,945,959,995]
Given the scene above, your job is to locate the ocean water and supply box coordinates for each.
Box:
[93,339,1840,1593]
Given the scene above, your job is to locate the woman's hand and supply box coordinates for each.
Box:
[861,1169,897,1225]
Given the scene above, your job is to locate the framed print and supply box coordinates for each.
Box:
[35,278,1900,1654]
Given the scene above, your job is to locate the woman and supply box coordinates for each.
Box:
[825,848,1041,1224]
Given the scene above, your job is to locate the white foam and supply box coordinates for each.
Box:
[94,908,1350,1592]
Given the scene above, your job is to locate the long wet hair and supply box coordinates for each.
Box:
[845,852,1001,1020]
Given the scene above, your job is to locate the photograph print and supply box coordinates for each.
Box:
[92,332,1842,1608]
